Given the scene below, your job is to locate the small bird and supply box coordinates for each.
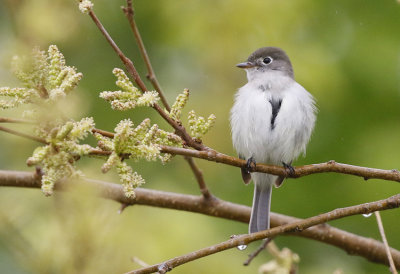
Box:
[230,47,316,233]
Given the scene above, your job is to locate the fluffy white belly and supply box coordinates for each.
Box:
[230,81,315,165]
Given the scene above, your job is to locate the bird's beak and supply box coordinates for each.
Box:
[236,61,255,69]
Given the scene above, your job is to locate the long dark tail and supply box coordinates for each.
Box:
[249,174,273,233]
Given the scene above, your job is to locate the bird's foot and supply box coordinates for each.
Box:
[241,157,256,185]
[282,161,295,177]
[246,157,257,173]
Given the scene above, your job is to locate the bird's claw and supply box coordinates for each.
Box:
[282,161,295,177]
[241,157,256,185]
[246,157,257,173]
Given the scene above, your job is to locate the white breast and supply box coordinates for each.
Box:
[230,74,316,165]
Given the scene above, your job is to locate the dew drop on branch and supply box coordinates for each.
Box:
[237,245,247,251]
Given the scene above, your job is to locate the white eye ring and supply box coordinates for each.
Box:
[263,57,273,64]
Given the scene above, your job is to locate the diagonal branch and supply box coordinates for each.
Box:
[120,1,211,198]
[87,10,148,92]
[0,125,46,144]
[243,238,274,266]
[89,4,212,197]
[1,169,399,270]
[184,156,211,198]
[122,0,170,112]
[87,9,206,151]
[375,211,398,274]
[129,194,400,274]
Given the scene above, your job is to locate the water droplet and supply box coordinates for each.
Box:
[363,213,372,218]
[237,245,247,251]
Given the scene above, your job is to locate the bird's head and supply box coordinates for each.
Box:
[236,47,294,81]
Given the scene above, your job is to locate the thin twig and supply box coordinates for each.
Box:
[87,10,148,92]
[0,125,46,144]
[118,203,131,214]
[122,0,211,199]
[1,169,400,269]
[129,195,400,274]
[160,146,400,183]
[184,156,211,199]
[132,257,150,268]
[0,117,35,124]
[92,128,115,138]
[87,9,206,151]
[375,211,398,274]
[120,1,212,198]
[243,238,274,266]
[122,0,170,112]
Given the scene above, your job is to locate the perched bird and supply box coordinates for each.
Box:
[230,47,316,233]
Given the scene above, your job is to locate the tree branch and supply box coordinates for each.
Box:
[0,125,46,144]
[1,170,399,270]
[375,211,398,274]
[243,238,273,266]
[2,122,399,185]
[87,9,206,151]
[130,194,400,274]
[184,156,211,199]
[122,0,170,112]
[160,146,400,182]
[92,127,115,138]
[87,10,148,92]
[88,5,212,197]
[0,117,34,124]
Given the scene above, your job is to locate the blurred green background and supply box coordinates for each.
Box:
[0,0,399,273]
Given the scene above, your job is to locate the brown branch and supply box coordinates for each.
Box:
[121,0,212,198]
[160,146,400,183]
[88,6,211,196]
[0,125,46,144]
[87,9,206,151]
[92,128,115,138]
[184,156,211,199]
[2,121,399,185]
[1,170,399,270]
[122,0,170,112]
[243,238,273,266]
[0,117,35,124]
[375,211,398,274]
[130,194,400,274]
[87,10,148,92]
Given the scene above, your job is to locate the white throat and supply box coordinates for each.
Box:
[245,69,294,92]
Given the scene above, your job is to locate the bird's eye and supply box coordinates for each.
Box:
[263,57,272,64]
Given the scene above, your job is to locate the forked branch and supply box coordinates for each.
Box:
[87,9,206,151]
[0,170,399,270]
[91,3,211,197]
[122,0,170,112]
[129,194,400,273]
[160,146,400,182]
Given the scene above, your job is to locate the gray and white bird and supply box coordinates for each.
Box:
[230,47,316,233]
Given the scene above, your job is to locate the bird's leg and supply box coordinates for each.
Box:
[282,161,295,177]
[275,162,295,188]
[246,156,257,173]
[240,156,256,185]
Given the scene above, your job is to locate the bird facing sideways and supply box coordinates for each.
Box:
[230,47,316,233]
